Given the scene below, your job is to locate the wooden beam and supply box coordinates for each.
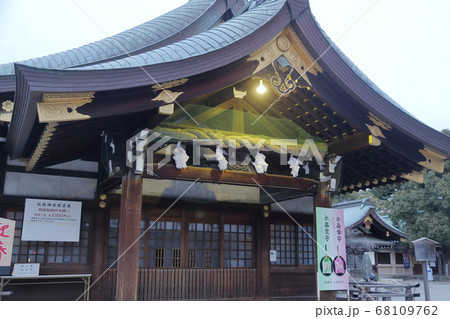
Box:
[328,132,380,155]
[145,164,318,191]
[313,183,336,301]
[116,169,143,301]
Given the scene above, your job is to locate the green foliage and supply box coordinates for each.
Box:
[370,183,399,201]
[344,158,450,252]
[334,129,450,253]
[385,160,450,247]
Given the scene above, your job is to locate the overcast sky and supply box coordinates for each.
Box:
[0,0,448,131]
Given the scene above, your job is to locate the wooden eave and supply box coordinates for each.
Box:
[291,7,450,159]
[0,75,15,93]
[350,207,408,241]
[25,112,162,169]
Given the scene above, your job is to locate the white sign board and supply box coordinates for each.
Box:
[12,263,40,277]
[0,217,16,267]
[368,251,375,265]
[22,199,82,242]
[269,250,277,262]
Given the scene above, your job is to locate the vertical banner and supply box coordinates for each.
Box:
[0,217,16,267]
[403,252,411,269]
[316,207,348,291]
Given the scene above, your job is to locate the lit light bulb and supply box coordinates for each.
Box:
[256,79,266,94]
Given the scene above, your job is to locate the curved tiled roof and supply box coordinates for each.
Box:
[0,0,223,76]
[9,0,288,92]
[333,198,407,239]
[76,0,286,70]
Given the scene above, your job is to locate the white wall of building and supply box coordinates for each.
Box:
[3,159,98,200]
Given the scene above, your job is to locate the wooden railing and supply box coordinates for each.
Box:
[99,268,257,301]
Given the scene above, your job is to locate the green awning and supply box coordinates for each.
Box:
[152,103,327,156]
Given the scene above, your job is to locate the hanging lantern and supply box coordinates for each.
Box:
[256,80,267,94]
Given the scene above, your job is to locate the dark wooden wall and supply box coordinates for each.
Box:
[269,267,316,300]
[99,268,257,301]
[1,197,318,301]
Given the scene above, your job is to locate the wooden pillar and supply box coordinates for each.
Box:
[257,211,270,300]
[181,210,188,268]
[422,261,431,301]
[115,169,143,301]
[91,207,108,300]
[313,183,336,301]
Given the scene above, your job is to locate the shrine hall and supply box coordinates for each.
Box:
[0,0,449,301]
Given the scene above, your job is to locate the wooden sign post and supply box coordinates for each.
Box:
[412,237,439,301]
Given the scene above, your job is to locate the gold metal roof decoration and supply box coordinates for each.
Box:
[276,34,290,52]
[269,58,297,96]
[2,100,14,112]
[368,112,392,131]
[365,124,386,139]
[364,216,373,230]
[0,100,14,122]
[418,146,447,173]
[233,87,247,99]
[37,92,94,123]
[26,122,59,171]
[249,27,323,87]
[364,112,392,139]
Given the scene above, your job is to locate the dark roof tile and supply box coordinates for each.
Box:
[0,0,218,77]
[197,33,221,47]
[76,0,285,70]
[177,40,200,55]
[171,44,191,59]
